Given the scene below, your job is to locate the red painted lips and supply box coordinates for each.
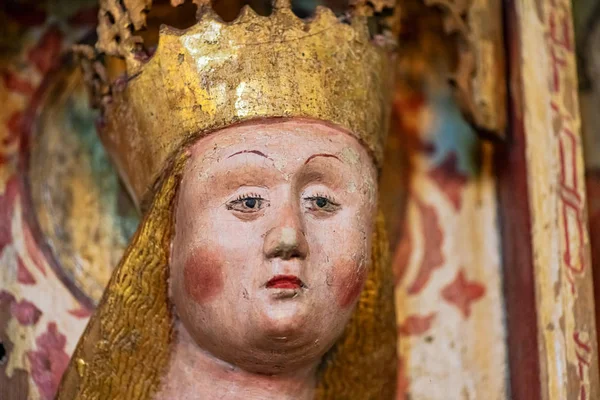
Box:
[266,275,304,289]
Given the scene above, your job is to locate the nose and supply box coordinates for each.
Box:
[263,208,308,260]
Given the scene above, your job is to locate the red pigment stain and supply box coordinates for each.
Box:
[68,307,93,319]
[334,260,368,309]
[183,249,224,304]
[11,299,42,326]
[4,111,23,145]
[441,269,486,318]
[428,152,469,211]
[398,313,436,336]
[1,69,35,95]
[27,322,69,400]
[0,177,19,254]
[17,256,36,285]
[28,26,63,75]
[407,199,445,295]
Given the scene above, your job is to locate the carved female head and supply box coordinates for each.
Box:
[58,2,398,398]
[170,120,378,374]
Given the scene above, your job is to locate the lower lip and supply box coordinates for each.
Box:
[266,276,303,289]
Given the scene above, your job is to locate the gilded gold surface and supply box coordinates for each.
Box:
[95,5,394,206]
[57,152,397,399]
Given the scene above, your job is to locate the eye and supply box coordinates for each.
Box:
[227,194,268,213]
[304,194,341,214]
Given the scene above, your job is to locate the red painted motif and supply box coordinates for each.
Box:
[441,270,485,318]
[10,299,42,326]
[1,69,35,96]
[4,111,23,146]
[0,290,41,326]
[0,177,19,254]
[545,1,595,396]
[406,200,445,295]
[27,26,63,75]
[17,256,36,285]
[67,307,93,319]
[26,322,70,400]
[0,290,16,305]
[398,313,436,336]
[428,152,468,211]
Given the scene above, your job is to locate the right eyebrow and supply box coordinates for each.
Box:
[226,150,272,161]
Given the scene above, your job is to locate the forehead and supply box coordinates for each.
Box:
[187,119,374,171]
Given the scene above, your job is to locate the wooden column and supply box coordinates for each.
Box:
[502,0,600,398]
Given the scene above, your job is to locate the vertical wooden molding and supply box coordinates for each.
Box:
[504,0,600,398]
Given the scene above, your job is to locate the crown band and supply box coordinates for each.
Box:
[92,4,395,206]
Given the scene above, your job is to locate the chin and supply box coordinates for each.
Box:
[257,298,313,339]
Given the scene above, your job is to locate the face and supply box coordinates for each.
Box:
[170,119,378,374]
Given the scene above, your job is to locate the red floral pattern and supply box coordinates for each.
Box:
[428,152,469,211]
[0,291,42,326]
[10,299,42,326]
[441,270,486,318]
[406,200,445,294]
[398,313,436,336]
[26,322,70,400]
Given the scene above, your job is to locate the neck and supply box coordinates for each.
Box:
[155,321,318,400]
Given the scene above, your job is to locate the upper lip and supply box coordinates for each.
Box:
[265,275,305,289]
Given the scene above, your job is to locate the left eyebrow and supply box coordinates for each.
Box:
[227,150,273,160]
[304,153,341,165]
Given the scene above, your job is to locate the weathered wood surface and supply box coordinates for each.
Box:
[505,0,600,398]
[386,3,508,397]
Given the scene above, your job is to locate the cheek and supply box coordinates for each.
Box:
[333,258,368,309]
[182,249,224,305]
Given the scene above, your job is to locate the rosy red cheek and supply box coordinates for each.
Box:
[183,249,224,305]
[334,260,368,309]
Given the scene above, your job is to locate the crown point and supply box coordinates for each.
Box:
[236,4,259,23]
[272,0,292,9]
[312,6,339,23]
[195,3,220,22]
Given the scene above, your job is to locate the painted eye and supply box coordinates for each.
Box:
[244,198,257,209]
[304,195,340,213]
[315,197,328,208]
[227,194,268,213]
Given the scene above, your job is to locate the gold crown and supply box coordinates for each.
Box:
[82,0,397,206]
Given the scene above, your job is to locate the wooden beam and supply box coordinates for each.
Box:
[501,0,600,398]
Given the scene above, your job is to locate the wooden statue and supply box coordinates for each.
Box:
[57,0,399,398]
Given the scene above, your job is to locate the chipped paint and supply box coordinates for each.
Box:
[514,0,600,398]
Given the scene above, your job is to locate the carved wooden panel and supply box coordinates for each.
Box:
[422,0,506,137]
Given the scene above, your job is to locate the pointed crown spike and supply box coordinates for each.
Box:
[272,0,292,9]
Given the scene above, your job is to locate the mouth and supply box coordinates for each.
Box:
[266,275,305,290]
